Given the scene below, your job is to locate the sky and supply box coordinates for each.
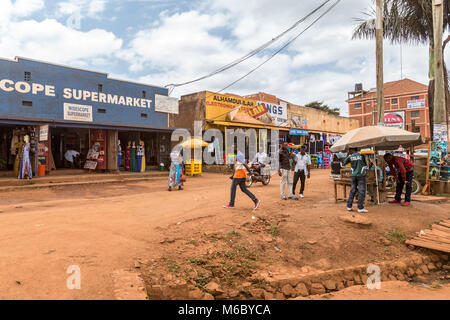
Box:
[1,0,449,116]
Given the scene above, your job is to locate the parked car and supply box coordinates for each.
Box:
[414,149,428,157]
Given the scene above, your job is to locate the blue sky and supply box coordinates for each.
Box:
[1,0,447,116]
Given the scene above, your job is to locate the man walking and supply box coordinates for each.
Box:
[384,153,414,206]
[279,142,295,200]
[344,148,368,213]
[223,145,261,209]
[292,145,311,199]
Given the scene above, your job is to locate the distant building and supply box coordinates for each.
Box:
[347,78,429,138]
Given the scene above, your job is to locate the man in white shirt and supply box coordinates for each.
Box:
[292,145,311,199]
[252,151,267,164]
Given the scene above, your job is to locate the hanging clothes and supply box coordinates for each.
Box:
[125,145,131,171]
[14,141,24,177]
[118,143,122,167]
[18,143,32,179]
[136,145,144,173]
[130,146,137,172]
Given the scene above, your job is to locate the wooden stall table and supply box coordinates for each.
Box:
[333,168,380,203]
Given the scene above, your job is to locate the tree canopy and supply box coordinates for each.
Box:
[305,101,340,116]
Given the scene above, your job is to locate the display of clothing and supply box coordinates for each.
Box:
[118,143,122,167]
[125,145,131,171]
[14,141,24,177]
[137,145,144,173]
[130,146,137,172]
[18,143,32,179]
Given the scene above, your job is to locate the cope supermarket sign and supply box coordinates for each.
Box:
[0,78,153,109]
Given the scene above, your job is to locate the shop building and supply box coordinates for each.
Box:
[347,78,429,138]
[0,57,175,177]
[169,91,289,162]
[170,90,359,166]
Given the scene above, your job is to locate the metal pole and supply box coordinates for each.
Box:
[376,0,385,125]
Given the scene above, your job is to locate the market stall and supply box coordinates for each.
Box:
[330,126,424,205]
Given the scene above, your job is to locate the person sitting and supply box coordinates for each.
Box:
[384,153,414,206]
[64,149,80,168]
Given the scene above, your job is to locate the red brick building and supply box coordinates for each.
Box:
[347,78,429,138]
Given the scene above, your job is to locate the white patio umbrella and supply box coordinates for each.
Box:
[330,126,424,153]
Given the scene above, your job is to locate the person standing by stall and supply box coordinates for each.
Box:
[384,153,414,206]
[344,148,368,213]
[279,142,295,200]
[292,145,311,199]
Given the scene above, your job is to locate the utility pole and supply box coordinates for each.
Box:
[376,0,385,125]
[432,0,446,136]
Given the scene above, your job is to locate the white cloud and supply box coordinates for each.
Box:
[0,0,122,66]
[56,0,108,19]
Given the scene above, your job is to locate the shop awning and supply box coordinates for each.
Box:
[211,120,290,131]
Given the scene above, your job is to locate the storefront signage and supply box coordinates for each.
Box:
[39,125,49,141]
[407,99,426,109]
[64,103,93,122]
[288,113,308,129]
[0,78,153,109]
[155,94,179,114]
[289,128,309,136]
[384,111,405,129]
[205,91,268,121]
[258,101,288,127]
[428,142,449,182]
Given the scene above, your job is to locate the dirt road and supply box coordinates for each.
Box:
[0,170,448,299]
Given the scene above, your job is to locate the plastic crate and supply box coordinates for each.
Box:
[185,160,202,176]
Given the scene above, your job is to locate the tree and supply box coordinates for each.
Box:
[352,0,450,137]
[305,101,340,116]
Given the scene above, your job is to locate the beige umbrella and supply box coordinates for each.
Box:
[181,138,209,149]
[330,126,424,153]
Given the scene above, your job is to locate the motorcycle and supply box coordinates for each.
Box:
[246,162,271,187]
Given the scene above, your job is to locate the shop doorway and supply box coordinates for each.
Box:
[50,128,89,169]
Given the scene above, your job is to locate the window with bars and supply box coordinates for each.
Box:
[391,98,398,105]
[411,111,420,118]
[24,72,31,82]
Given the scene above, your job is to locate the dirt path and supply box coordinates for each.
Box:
[0,170,448,299]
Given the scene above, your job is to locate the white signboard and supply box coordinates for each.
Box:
[39,125,48,141]
[407,99,426,109]
[155,94,179,114]
[63,103,93,122]
[257,101,288,127]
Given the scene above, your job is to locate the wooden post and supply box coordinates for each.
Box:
[376,0,385,125]
[432,0,446,126]
[421,141,432,195]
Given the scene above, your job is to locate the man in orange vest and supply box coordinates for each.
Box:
[223,145,261,209]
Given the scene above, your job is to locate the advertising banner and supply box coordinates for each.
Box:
[39,125,49,141]
[384,111,405,129]
[428,142,450,182]
[288,113,308,129]
[407,99,426,109]
[257,101,288,127]
[205,91,268,121]
[155,94,179,114]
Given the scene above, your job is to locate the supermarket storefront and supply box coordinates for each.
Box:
[0,57,175,177]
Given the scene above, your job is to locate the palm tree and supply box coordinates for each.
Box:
[352,0,450,137]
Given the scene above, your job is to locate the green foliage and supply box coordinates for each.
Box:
[385,228,407,243]
[304,101,340,116]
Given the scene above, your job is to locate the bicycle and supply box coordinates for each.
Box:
[385,173,421,195]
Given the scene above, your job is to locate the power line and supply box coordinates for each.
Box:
[165,0,332,92]
[200,0,341,130]
[213,0,341,95]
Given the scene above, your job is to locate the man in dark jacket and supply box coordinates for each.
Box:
[344,148,368,213]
